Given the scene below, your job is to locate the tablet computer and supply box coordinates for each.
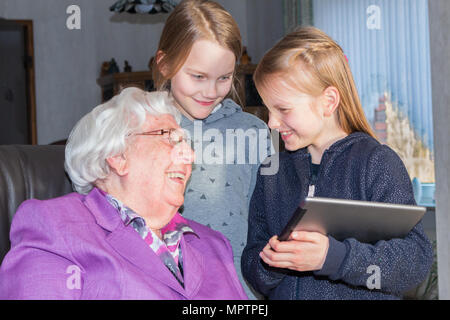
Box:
[278,197,426,243]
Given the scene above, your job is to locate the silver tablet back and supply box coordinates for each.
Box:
[295,197,426,243]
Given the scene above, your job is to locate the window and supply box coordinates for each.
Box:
[284,0,435,186]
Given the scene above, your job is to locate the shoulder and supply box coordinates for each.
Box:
[365,142,410,180]
[14,193,84,223]
[7,193,85,257]
[1,193,87,299]
[10,192,92,245]
[331,132,409,179]
[338,132,380,155]
[348,133,406,167]
[343,134,414,203]
[331,132,400,165]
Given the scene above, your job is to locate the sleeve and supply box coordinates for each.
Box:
[314,145,433,295]
[241,166,286,297]
[0,200,82,299]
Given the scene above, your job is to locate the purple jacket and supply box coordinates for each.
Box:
[0,188,247,300]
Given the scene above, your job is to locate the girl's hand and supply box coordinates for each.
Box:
[259,231,329,272]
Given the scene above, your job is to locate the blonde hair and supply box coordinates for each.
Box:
[153,0,242,102]
[254,26,376,138]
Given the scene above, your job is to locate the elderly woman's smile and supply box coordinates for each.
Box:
[166,171,187,183]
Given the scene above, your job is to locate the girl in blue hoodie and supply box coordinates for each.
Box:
[241,26,432,299]
[152,0,273,299]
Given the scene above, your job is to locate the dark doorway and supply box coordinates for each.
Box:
[0,19,36,145]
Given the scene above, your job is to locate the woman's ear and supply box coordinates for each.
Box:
[106,154,129,177]
[322,86,340,117]
[156,50,168,77]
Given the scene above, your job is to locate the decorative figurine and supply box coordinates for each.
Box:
[240,46,251,65]
[100,61,110,76]
[124,60,132,72]
[107,58,120,74]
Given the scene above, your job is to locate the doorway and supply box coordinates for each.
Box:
[0,19,37,145]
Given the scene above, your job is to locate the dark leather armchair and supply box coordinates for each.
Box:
[0,145,73,263]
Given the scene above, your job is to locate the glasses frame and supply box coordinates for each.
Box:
[133,128,188,147]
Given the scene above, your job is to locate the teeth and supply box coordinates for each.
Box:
[280,131,292,136]
[167,172,185,180]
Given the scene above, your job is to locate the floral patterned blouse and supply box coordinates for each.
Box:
[105,193,196,287]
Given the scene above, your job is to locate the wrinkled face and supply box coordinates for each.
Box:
[259,78,326,152]
[170,39,236,120]
[126,114,194,229]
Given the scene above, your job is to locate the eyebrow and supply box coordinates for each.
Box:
[274,104,292,108]
[185,68,234,77]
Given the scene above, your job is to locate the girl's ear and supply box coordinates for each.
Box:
[106,153,129,177]
[156,50,168,77]
[322,86,340,117]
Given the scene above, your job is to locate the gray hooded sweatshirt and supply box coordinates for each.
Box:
[179,98,274,299]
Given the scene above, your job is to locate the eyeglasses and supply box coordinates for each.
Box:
[133,128,189,146]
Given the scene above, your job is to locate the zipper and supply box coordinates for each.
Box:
[308,149,331,198]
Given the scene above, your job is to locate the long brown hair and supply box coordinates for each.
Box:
[254,26,376,138]
[153,0,242,102]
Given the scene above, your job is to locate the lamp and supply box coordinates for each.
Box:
[110,0,181,14]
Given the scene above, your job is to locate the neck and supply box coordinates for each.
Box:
[99,179,179,240]
[307,128,348,164]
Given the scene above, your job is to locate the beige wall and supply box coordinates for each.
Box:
[0,0,166,144]
[0,0,283,145]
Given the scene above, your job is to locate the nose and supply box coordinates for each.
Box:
[171,140,195,165]
[203,80,218,100]
[267,111,281,130]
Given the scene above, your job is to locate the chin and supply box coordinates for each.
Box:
[285,137,308,151]
[169,195,185,209]
[191,110,213,120]
[284,142,301,152]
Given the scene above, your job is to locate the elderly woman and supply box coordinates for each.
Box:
[0,88,247,300]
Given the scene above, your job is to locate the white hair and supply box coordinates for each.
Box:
[65,87,181,194]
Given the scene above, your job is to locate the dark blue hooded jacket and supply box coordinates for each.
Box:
[241,132,433,299]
